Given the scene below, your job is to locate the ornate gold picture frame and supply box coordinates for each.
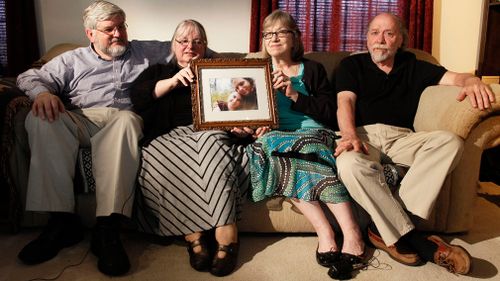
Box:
[191,58,278,131]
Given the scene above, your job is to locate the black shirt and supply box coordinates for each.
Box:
[130,62,193,145]
[335,51,447,130]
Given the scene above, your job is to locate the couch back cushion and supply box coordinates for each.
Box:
[304,51,351,86]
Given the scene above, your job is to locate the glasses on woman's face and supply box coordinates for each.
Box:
[175,38,205,47]
[262,29,293,40]
[95,23,128,36]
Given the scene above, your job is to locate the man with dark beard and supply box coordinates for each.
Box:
[16,1,171,276]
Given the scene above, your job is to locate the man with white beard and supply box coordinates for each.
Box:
[16,1,171,276]
[334,12,495,275]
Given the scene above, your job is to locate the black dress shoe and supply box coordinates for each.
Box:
[90,221,130,276]
[316,246,341,267]
[210,242,239,277]
[187,234,212,271]
[18,214,84,265]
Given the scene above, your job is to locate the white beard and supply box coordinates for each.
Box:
[107,45,127,58]
[94,38,127,58]
[371,51,391,63]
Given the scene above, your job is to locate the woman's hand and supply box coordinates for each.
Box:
[230,126,271,139]
[154,64,195,98]
[272,69,298,102]
[173,64,195,86]
[254,126,271,138]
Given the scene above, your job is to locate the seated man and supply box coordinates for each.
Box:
[334,12,495,275]
[16,0,171,276]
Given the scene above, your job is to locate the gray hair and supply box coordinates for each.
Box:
[261,10,304,62]
[168,19,208,62]
[366,12,408,49]
[83,1,126,29]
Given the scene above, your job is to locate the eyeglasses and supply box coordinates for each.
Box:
[95,23,128,36]
[175,39,206,47]
[262,29,293,40]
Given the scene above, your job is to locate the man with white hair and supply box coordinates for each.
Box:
[334,12,495,275]
[16,1,171,276]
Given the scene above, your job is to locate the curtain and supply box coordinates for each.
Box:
[250,0,279,52]
[5,0,39,76]
[399,0,434,53]
[249,0,434,53]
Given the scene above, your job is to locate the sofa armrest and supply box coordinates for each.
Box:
[414,84,500,138]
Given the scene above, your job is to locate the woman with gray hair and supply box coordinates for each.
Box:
[131,19,245,277]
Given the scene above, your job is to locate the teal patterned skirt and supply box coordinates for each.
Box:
[246,128,350,203]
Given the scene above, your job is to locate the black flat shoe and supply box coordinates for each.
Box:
[316,246,341,267]
[187,235,211,271]
[341,253,365,265]
[210,242,239,277]
[327,253,368,280]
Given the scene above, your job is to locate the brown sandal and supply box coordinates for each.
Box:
[186,235,211,271]
[210,242,239,276]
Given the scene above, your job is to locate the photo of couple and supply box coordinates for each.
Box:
[211,77,258,111]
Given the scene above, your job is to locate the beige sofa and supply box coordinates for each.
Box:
[3,43,500,234]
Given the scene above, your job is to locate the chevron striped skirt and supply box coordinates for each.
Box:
[134,125,249,236]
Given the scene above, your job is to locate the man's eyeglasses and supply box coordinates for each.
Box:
[95,23,128,36]
[262,29,293,40]
[175,39,206,47]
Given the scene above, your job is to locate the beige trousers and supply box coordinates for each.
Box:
[336,124,463,245]
[24,108,143,217]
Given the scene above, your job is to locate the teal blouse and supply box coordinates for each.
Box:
[277,63,324,130]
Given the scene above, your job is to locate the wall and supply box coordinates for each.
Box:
[34,0,251,54]
[433,0,485,73]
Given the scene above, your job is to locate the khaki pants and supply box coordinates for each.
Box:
[336,124,463,245]
[24,108,143,217]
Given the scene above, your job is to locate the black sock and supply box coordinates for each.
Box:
[403,231,437,262]
[96,214,120,229]
[368,221,380,235]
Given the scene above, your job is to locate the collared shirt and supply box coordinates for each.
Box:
[335,51,447,130]
[17,40,172,110]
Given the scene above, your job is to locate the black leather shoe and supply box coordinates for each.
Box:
[90,222,130,276]
[210,242,239,277]
[316,246,341,267]
[18,214,84,265]
[187,234,211,271]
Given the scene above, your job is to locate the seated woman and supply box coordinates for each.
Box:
[130,19,246,277]
[244,10,365,273]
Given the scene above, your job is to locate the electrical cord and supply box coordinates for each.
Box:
[25,247,90,281]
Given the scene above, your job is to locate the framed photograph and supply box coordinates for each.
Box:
[191,58,278,131]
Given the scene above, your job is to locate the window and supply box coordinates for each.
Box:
[278,0,401,52]
[0,0,7,76]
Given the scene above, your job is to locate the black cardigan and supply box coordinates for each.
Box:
[130,62,193,145]
[291,58,338,130]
